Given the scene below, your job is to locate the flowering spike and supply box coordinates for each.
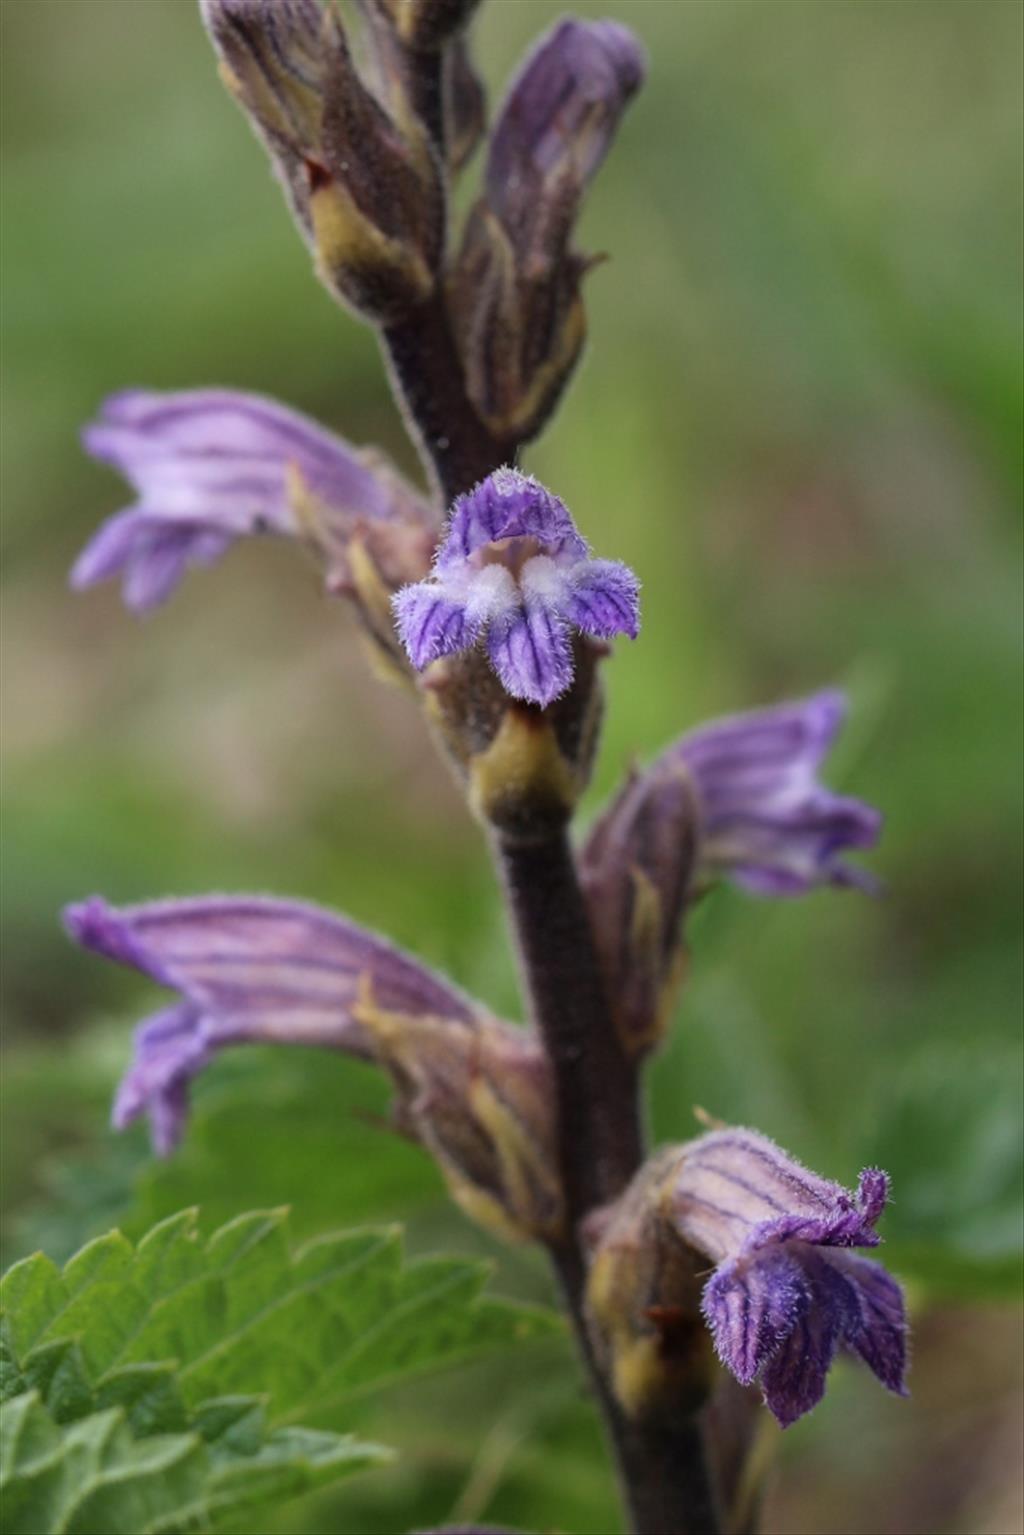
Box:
[394,468,639,707]
[451,18,646,442]
[586,1129,908,1428]
[64,894,560,1241]
[201,0,444,322]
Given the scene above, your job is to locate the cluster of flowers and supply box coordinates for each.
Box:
[66,0,905,1443]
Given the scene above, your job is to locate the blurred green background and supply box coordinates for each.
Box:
[2,1,1022,1531]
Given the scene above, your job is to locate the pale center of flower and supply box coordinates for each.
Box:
[473,535,543,577]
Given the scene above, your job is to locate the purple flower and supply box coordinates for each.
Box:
[64,894,560,1239]
[74,389,429,612]
[64,893,467,1153]
[393,468,639,707]
[672,1128,908,1426]
[584,691,881,904]
[672,691,882,895]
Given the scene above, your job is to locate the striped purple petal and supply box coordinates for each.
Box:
[436,469,588,568]
[487,603,573,708]
[392,584,477,669]
[565,558,640,640]
[75,389,427,612]
[64,893,477,1153]
[672,1128,908,1426]
[393,469,639,706]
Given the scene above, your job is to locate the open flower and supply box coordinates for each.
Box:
[393,467,640,707]
[674,1129,908,1425]
[64,893,559,1241]
[73,388,431,613]
[579,691,881,1052]
[586,1128,907,1428]
[667,691,882,896]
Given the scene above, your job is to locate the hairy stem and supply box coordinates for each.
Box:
[381,294,510,502]
[497,830,721,1535]
[496,829,642,1212]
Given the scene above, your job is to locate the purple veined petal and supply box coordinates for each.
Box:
[392,582,477,669]
[565,557,640,639]
[436,468,588,568]
[111,1003,211,1156]
[487,18,646,242]
[64,893,482,1151]
[674,691,848,779]
[825,1249,909,1396]
[487,602,574,708]
[77,389,429,611]
[668,691,881,896]
[757,1266,845,1427]
[702,1245,808,1387]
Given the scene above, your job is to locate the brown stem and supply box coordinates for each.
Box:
[496,829,642,1213]
[497,831,721,1535]
[381,293,511,501]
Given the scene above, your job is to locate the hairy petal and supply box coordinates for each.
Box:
[393,583,477,669]
[76,389,426,610]
[565,558,640,639]
[437,468,588,568]
[64,894,479,1151]
[827,1249,909,1395]
[487,604,573,708]
[702,1245,808,1386]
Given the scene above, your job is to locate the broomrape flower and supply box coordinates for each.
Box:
[586,1128,908,1428]
[582,689,881,906]
[393,466,640,707]
[675,1128,908,1426]
[73,388,430,612]
[64,894,560,1241]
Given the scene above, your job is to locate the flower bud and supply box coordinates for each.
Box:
[201,0,444,323]
[368,0,481,51]
[450,19,645,442]
[579,761,699,1056]
[445,37,486,173]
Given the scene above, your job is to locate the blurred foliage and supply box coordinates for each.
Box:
[2,1,1021,1532]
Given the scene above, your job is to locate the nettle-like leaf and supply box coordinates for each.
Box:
[0,1389,381,1535]
[0,1210,560,1534]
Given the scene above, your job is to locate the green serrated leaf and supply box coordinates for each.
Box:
[0,1210,560,1532]
[0,1391,387,1535]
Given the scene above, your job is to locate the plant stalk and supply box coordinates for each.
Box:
[382,276,721,1535]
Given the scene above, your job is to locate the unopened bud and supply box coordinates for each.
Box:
[368,0,481,51]
[579,760,699,1055]
[202,0,444,323]
[450,18,645,442]
[446,37,486,173]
